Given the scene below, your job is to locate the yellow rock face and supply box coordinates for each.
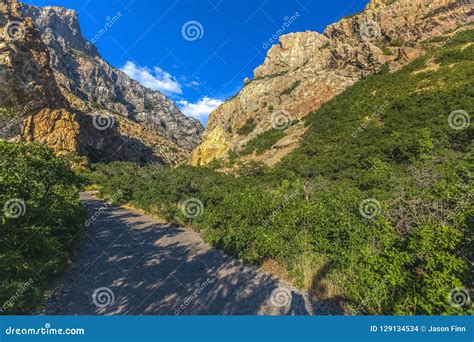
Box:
[189,127,229,166]
[21,108,80,153]
[189,0,470,167]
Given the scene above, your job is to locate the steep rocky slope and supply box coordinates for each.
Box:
[190,0,472,166]
[0,0,203,164]
[0,0,80,153]
[19,3,203,151]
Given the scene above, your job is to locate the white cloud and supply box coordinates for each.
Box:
[178,97,223,121]
[189,80,201,87]
[120,61,182,95]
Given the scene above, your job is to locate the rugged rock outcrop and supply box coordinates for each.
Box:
[1,0,203,164]
[190,0,472,166]
[19,3,204,151]
[0,0,80,153]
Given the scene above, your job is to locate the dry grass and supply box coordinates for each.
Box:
[293,253,343,301]
[461,42,473,51]
[261,259,292,283]
[120,203,168,225]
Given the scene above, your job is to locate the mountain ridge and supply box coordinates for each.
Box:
[1,0,203,164]
[19,3,204,151]
[189,0,472,167]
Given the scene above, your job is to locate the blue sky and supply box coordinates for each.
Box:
[22,0,369,124]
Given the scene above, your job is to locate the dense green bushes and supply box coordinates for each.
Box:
[92,31,473,315]
[94,160,471,315]
[241,128,286,155]
[0,142,85,314]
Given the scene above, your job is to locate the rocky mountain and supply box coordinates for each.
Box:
[190,0,472,166]
[0,0,203,164]
[0,0,80,153]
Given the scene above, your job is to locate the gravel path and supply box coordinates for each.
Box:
[40,191,340,315]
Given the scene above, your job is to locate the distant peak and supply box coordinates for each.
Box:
[365,0,399,11]
[1,0,21,17]
[42,5,78,16]
[2,0,19,5]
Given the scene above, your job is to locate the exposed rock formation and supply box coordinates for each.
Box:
[19,3,204,151]
[1,0,203,164]
[0,0,79,153]
[190,0,473,166]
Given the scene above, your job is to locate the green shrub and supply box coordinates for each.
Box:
[237,118,257,135]
[281,80,301,95]
[241,128,286,155]
[390,38,404,47]
[395,224,468,315]
[92,32,473,315]
[377,44,393,55]
[320,42,330,50]
[0,107,16,117]
[0,142,85,314]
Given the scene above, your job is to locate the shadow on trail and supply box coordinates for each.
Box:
[40,192,343,315]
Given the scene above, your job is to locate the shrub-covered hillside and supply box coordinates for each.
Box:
[93,30,473,315]
[0,142,85,314]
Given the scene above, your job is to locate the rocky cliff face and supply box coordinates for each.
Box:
[0,0,80,153]
[1,0,203,164]
[19,3,203,151]
[190,0,472,166]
